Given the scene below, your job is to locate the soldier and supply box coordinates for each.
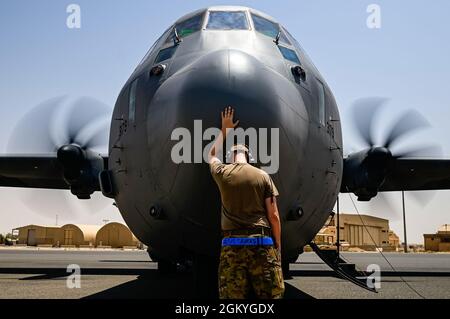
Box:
[208,106,285,299]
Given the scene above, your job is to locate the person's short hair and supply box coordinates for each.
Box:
[229,144,250,162]
[230,144,249,154]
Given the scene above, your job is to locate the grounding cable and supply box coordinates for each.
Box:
[345,190,426,299]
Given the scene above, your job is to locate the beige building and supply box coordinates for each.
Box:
[14,225,64,246]
[424,224,450,252]
[314,224,337,246]
[13,222,140,248]
[315,214,399,251]
[96,222,139,248]
[389,230,400,248]
[60,224,101,247]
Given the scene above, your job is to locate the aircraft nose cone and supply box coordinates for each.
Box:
[175,49,281,126]
[146,49,309,246]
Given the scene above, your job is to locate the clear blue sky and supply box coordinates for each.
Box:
[1,0,450,243]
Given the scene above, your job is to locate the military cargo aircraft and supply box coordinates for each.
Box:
[2,6,450,295]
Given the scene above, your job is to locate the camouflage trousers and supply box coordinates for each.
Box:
[218,240,285,299]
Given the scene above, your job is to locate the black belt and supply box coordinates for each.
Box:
[222,227,272,237]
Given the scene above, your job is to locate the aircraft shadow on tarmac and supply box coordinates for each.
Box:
[2,266,312,299]
[4,267,450,299]
[83,271,314,299]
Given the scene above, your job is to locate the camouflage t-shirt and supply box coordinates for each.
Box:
[210,162,279,231]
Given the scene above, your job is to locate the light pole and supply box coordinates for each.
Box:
[402,191,408,253]
[336,195,340,255]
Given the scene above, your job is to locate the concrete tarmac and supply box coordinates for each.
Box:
[0,248,449,299]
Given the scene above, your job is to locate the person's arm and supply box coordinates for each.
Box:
[265,196,281,253]
[208,106,239,164]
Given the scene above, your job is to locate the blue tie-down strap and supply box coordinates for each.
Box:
[222,237,274,247]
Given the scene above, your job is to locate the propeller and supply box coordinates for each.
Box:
[345,97,442,214]
[6,96,113,219]
[351,97,438,157]
[7,96,111,154]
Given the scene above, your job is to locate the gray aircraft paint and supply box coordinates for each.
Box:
[108,6,343,262]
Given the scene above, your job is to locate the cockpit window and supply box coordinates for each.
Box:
[278,46,301,64]
[251,13,291,45]
[165,13,204,44]
[206,11,249,30]
[154,46,177,64]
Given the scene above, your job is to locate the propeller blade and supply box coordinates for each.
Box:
[16,188,112,219]
[393,144,443,159]
[8,96,112,153]
[347,97,441,209]
[50,96,111,149]
[382,109,430,149]
[367,192,402,221]
[351,97,389,148]
[7,96,66,153]
[76,116,111,151]
[7,96,112,217]
[406,190,435,208]
[15,189,79,219]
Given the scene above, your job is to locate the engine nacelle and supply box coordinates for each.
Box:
[342,147,393,201]
[57,144,105,199]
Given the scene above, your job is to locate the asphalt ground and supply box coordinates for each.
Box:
[0,248,449,299]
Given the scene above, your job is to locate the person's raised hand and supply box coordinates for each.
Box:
[221,106,240,131]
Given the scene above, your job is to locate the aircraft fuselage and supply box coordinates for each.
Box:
[108,6,343,262]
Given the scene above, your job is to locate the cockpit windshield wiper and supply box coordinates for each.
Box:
[273,29,281,45]
[173,27,182,45]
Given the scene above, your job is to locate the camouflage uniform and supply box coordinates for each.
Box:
[209,160,283,299]
[219,235,285,299]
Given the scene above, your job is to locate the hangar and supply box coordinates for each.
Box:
[96,222,139,248]
[60,224,101,247]
[14,224,63,246]
[13,223,140,248]
[314,213,398,251]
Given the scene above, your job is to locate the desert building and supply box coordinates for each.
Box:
[96,222,139,248]
[424,224,450,252]
[14,225,64,246]
[60,224,101,247]
[388,230,400,248]
[12,222,140,248]
[314,214,399,251]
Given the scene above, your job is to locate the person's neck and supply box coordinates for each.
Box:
[234,154,248,164]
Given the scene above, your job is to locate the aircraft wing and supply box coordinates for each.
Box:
[378,158,450,192]
[341,157,450,195]
[0,155,69,189]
